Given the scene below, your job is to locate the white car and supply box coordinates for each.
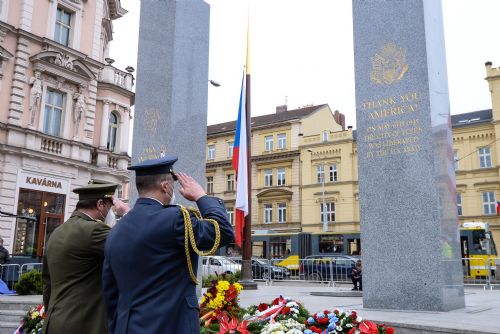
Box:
[202,256,241,277]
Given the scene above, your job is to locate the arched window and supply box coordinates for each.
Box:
[107,111,119,151]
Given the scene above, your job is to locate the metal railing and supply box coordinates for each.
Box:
[462,257,499,289]
[1,263,43,291]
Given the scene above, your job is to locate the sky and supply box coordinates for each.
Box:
[109,0,500,128]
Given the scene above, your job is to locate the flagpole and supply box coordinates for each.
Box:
[239,16,257,290]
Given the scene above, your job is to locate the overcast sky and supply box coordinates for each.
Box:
[109,0,500,128]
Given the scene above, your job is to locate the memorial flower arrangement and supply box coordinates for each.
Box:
[14,304,45,334]
[303,309,394,334]
[199,291,395,334]
[200,274,244,327]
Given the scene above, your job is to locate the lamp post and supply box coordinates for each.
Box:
[308,149,327,231]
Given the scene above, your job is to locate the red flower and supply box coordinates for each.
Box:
[359,320,379,334]
[334,309,340,315]
[258,303,269,312]
[225,285,238,301]
[351,311,357,318]
[348,328,357,334]
[281,306,291,315]
[386,327,395,334]
[318,317,329,325]
[324,310,329,315]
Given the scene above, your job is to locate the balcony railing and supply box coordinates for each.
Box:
[100,64,134,91]
[41,137,63,154]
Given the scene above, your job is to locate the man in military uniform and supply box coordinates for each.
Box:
[103,155,234,333]
[42,183,128,334]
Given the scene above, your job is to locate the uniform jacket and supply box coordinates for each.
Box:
[42,211,111,334]
[102,196,234,334]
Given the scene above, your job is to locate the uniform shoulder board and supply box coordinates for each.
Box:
[162,204,179,208]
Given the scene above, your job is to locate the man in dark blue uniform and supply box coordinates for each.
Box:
[102,155,234,333]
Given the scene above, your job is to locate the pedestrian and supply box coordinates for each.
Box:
[351,259,362,291]
[42,182,129,334]
[0,237,9,265]
[102,155,234,334]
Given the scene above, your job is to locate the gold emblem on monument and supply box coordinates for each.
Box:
[143,108,160,135]
[371,42,409,85]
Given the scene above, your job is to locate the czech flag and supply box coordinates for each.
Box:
[232,71,249,248]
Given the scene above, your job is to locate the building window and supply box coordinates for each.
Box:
[207,145,215,160]
[206,176,214,194]
[43,90,64,137]
[329,164,338,182]
[316,165,325,183]
[277,203,286,223]
[277,168,286,186]
[264,204,273,223]
[116,185,123,199]
[479,147,492,168]
[277,133,286,149]
[226,174,235,192]
[457,193,462,216]
[265,135,273,151]
[322,130,329,142]
[321,202,335,223]
[482,191,496,215]
[454,150,459,170]
[228,141,234,158]
[54,7,72,46]
[264,169,273,187]
[107,112,119,151]
[227,207,234,226]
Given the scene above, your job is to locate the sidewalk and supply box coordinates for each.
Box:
[237,283,500,334]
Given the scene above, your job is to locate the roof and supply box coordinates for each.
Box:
[207,104,328,135]
[451,109,492,128]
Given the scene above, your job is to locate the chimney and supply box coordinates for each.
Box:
[333,110,346,130]
[276,105,287,113]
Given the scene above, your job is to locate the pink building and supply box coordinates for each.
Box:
[0,0,134,259]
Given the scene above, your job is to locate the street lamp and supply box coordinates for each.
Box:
[308,149,327,231]
[208,79,221,87]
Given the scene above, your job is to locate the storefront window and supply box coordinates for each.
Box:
[13,189,65,258]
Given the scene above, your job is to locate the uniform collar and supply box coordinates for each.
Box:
[136,197,165,207]
[71,210,99,222]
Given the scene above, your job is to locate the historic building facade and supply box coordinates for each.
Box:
[207,62,500,250]
[0,0,134,258]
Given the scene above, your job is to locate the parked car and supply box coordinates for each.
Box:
[202,256,241,277]
[229,257,290,280]
[299,254,357,281]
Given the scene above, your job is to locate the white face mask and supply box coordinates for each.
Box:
[104,209,116,227]
[169,192,176,205]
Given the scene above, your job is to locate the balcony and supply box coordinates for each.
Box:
[99,63,134,92]
[5,125,129,171]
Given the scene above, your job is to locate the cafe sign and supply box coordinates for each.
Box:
[18,171,69,194]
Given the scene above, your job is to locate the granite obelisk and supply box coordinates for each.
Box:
[353,0,465,311]
[131,0,210,205]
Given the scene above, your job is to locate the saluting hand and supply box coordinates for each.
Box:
[112,197,130,217]
[177,172,206,202]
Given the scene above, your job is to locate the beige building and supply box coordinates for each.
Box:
[0,0,134,258]
[207,62,500,252]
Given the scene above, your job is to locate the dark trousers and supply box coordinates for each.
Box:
[352,276,362,290]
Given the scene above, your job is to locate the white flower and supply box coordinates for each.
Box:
[286,301,298,308]
[356,316,363,322]
[336,325,343,331]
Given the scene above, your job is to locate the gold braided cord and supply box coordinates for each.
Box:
[179,205,221,284]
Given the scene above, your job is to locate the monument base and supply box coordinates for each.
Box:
[238,279,258,290]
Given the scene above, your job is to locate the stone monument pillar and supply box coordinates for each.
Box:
[131,0,210,205]
[352,0,465,311]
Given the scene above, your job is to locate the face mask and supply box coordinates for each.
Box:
[169,192,176,205]
[104,209,116,227]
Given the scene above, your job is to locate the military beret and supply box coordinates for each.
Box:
[128,155,178,178]
[73,183,118,201]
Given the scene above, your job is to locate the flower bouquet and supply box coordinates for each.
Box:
[304,309,394,334]
[14,304,45,334]
[200,274,244,329]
